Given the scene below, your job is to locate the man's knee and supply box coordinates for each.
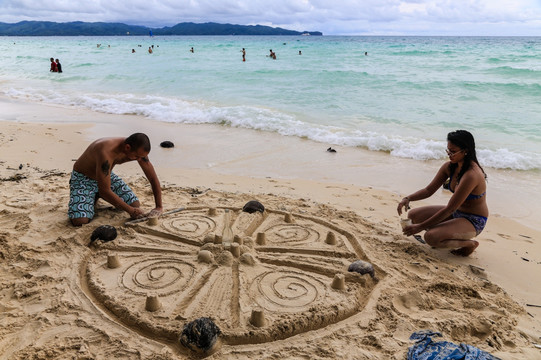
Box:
[71,217,90,227]
[130,200,141,208]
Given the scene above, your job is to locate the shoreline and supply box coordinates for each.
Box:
[2,94,540,230]
[2,95,541,358]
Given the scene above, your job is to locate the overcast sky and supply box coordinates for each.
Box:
[1,0,541,36]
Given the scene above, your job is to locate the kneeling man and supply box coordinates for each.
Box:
[68,133,163,226]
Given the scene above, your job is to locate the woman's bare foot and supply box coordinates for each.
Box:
[450,240,479,257]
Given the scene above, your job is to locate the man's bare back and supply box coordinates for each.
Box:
[74,137,135,179]
[68,134,163,226]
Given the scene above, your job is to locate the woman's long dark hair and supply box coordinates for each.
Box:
[447,130,486,183]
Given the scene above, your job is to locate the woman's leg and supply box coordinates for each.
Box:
[408,205,446,224]
[424,218,478,256]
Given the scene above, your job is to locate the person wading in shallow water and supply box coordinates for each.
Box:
[68,133,163,226]
[55,59,62,73]
[50,57,57,72]
[397,130,488,256]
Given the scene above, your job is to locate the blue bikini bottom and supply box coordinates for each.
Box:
[452,210,487,236]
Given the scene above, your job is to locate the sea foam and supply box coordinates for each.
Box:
[5,86,539,171]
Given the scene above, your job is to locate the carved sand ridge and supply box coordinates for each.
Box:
[81,206,381,347]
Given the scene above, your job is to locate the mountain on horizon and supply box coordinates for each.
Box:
[0,21,322,36]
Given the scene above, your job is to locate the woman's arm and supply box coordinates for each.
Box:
[403,170,479,235]
[397,162,450,215]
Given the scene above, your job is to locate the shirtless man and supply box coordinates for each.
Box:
[68,133,163,226]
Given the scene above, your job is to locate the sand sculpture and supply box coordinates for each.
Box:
[81,204,380,352]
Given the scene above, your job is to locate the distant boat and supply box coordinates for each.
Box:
[149,30,153,37]
[301,33,311,36]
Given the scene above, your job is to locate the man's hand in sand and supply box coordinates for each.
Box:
[146,208,163,218]
[130,207,146,219]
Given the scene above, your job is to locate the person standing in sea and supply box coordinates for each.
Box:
[55,59,62,73]
[397,130,488,256]
[242,48,246,62]
[49,57,57,72]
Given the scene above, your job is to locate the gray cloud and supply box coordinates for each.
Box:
[1,0,541,35]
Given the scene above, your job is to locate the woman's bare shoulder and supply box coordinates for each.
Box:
[438,161,451,174]
[464,163,486,182]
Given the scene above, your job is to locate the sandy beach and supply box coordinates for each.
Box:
[1,96,541,359]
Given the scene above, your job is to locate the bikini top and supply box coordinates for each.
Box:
[448,173,486,200]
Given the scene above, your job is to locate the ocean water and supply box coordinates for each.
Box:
[1,35,541,172]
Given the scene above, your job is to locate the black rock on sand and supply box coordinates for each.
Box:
[90,225,118,244]
[348,260,375,278]
[242,200,265,214]
[180,317,221,352]
[160,141,174,148]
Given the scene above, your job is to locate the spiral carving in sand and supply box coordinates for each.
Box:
[252,270,324,311]
[82,207,378,346]
[264,223,320,245]
[160,214,217,239]
[121,257,195,296]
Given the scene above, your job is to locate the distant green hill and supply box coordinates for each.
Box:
[0,21,322,36]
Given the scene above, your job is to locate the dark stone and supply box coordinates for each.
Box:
[348,260,375,278]
[160,141,174,148]
[180,317,221,352]
[90,225,117,243]
[242,200,265,214]
[327,147,337,153]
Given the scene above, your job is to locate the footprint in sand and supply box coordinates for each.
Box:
[392,289,429,315]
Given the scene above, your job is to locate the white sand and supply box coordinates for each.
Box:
[1,96,541,359]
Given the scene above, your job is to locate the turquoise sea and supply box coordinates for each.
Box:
[1,35,541,172]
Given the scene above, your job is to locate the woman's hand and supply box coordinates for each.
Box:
[402,223,423,236]
[397,197,411,215]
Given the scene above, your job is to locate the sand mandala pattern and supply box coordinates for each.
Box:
[82,207,379,347]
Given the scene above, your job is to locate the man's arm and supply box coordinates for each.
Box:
[96,154,143,218]
[138,156,163,215]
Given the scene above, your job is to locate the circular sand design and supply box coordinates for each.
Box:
[251,270,324,311]
[83,207,378,346]
[160,214,217,239]
[264,223,320,245]
[121,257,195,296]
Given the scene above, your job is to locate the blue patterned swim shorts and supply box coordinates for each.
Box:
[68,170,138,219]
